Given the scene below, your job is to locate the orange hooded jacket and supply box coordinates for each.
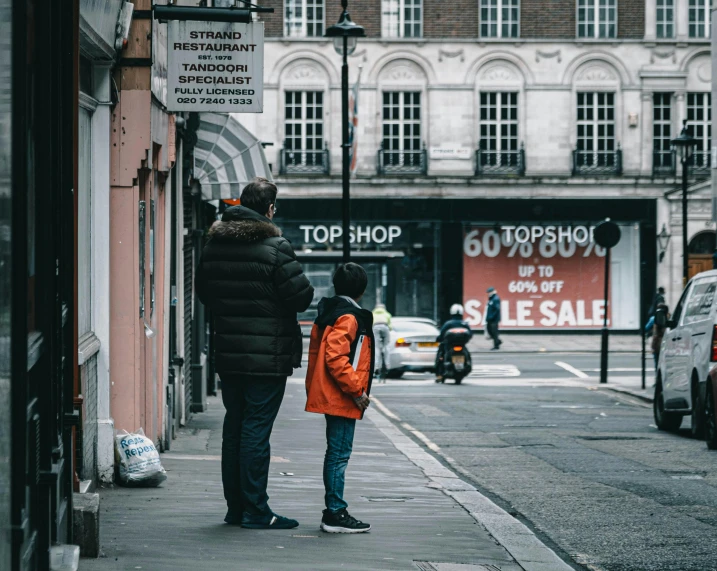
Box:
[305,297,375,420]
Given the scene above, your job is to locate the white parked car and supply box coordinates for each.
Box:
[384,317,441,378]
[655,270,717,437]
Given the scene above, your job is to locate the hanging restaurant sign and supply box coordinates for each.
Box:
[167,20,264,113]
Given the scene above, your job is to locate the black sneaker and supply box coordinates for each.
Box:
[224,510,243,525]
[241,512,299,529]
[320,509,371,534]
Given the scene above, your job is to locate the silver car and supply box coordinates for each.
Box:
[385,317,440,378]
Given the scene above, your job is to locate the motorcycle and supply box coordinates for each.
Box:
[437,326,472,384]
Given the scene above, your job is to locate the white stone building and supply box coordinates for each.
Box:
[236,0,714,329]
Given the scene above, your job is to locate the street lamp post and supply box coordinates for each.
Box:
[671,120,698,286]
[326,0,364,263]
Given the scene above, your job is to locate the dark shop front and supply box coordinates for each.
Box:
[274,197,658,330]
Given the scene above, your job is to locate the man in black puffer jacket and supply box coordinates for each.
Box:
[196,177,313,529]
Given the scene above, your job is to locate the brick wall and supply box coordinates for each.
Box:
[258,0,283,38]
[521,0,576,39]
[618,0,644,38]
[424,0,478,38]
[259,0,382,38]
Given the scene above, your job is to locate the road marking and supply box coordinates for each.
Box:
[371,396,401,420]
[584,368,655,372]
[554,361,589,378]
[412,404,450,417]
[469,364,521,378]
[367,402,574,571]
[402,422,442,452]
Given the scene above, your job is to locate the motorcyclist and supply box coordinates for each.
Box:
[372,303,392,382]
[435,304,473,383]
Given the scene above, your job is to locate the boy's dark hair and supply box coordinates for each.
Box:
[239,177,278,215]
[333,263,368,300]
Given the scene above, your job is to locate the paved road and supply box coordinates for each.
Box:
[395,352,655,382]
[371,376,717,571]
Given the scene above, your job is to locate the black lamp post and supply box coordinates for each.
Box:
[326,0,365,263]
[671,120,698,286]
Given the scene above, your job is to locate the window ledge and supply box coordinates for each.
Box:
[265,37,696,44]
[78,332,101,366]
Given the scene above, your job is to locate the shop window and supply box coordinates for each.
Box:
[478,92,522,174]
[285,0,324,38]
[574,92,619,174]
[381,0,422,38]
[380,91,424,174]
[652,93,674,175]
[688,0,710,38]
[656,0,674,38]
[577,0,616,38]
[282,91,327,173]
[480,0,520,38]
[687,93,711,171]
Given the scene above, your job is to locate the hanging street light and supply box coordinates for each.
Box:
[325,0,365,263]
[656,223,672,263]
[670,119,698,286]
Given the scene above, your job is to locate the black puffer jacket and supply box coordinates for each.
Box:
[196,206,314,378]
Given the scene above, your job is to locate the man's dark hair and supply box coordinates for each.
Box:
[658,286,665,294]
[239,177,278,215]
[333,263,368,300]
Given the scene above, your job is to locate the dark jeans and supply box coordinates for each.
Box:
[221,375,287,517]
[323,414,356,513]
[487,321,501,348]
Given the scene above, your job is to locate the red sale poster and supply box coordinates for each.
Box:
[462,225,611,329]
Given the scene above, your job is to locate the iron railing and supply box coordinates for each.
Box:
[572,147,622,176]
[475,144,525,176]
[279,147,330,175]
[377,144,427,175]
[689,149,711,179]
[653,149,676,176]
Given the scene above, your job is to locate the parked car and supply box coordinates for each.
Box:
[385,317,441,378]
[654,270,717,437]
[707,365,717,449]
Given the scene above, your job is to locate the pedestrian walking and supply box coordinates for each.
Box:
[486,287,502,350]
[648,286,666,318]
[372,303,392,382]
[651,303,669,368]
[305,263,374,533]
[196,177,314,529]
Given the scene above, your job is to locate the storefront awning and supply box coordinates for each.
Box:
[194,113,272,201]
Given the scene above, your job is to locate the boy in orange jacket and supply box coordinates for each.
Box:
[305,263,374,533]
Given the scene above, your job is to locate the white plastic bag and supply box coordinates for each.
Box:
[115,428,167,487]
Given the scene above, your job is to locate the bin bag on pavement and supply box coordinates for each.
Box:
[114,428,167,487]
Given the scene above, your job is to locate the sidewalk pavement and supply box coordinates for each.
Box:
[81,377,575,571]
[597,376,655,403]
[468,333,645,354]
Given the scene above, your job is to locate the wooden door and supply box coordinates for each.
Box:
[688,254,714,280]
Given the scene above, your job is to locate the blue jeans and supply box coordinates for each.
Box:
[323,415,356,513]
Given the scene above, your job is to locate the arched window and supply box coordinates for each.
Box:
[689,231,716,254]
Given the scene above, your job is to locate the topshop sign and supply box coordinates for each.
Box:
[299,224,402,245]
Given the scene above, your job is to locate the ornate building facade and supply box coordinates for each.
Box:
[235,0,713,328]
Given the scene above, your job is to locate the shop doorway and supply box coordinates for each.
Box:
[688,231,716,279]
[295,253,420,329]
[297,259,392,326]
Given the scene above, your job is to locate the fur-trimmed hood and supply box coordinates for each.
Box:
[209,219,281,243]
[209,205,282,243]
